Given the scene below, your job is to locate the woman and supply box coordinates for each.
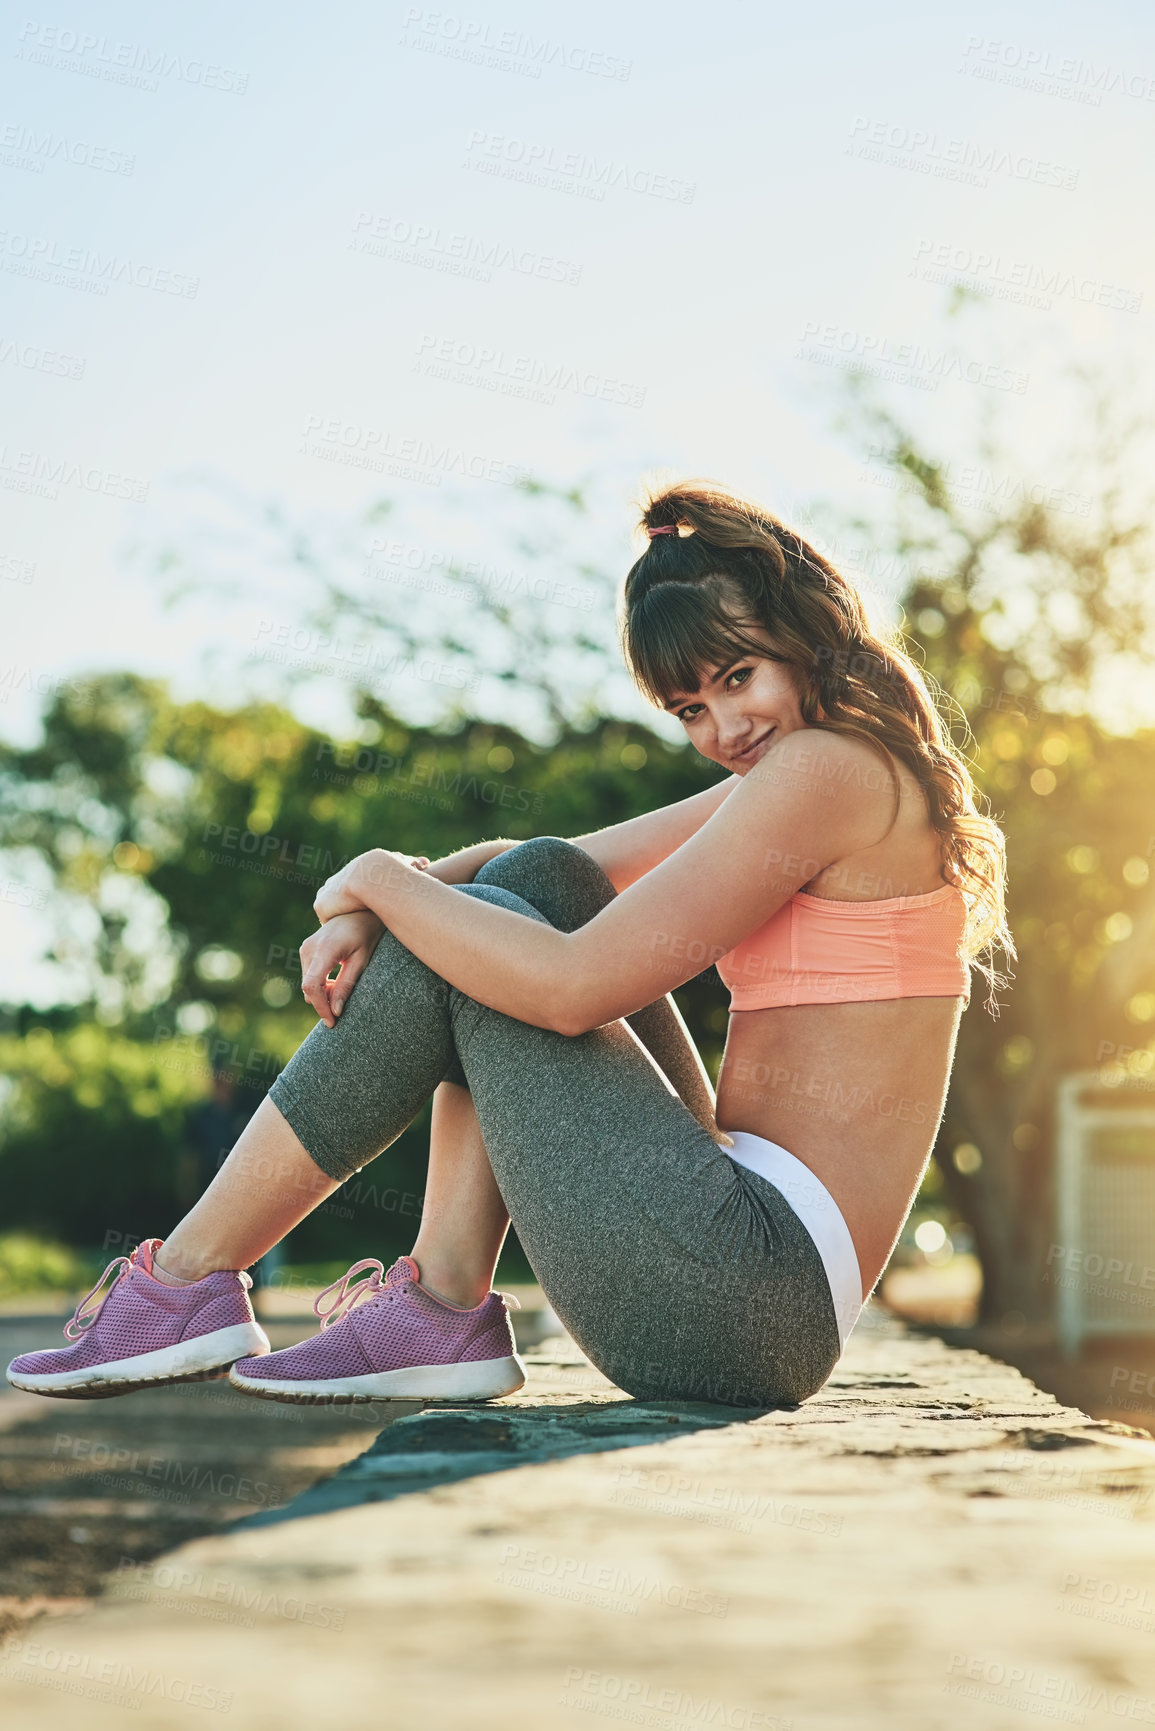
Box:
[8,483,1010,1410]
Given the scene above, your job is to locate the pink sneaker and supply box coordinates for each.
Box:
[6,1238,270,1399]
[229,1255,525,1404]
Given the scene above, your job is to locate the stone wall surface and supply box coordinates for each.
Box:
[3,1306,1155,1729]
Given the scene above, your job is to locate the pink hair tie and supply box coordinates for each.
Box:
[647,524,678,538]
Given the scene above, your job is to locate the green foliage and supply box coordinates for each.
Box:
[0,688,722,1264]
[859,385,1155,1321]
[0,1022,206,1245]
[0,1233,93,1298]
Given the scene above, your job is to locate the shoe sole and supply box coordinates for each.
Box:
[228,1352,527,1405]
[6,1321,271,1400]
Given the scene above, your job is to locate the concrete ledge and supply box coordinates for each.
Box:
[4,1306,1155,1728]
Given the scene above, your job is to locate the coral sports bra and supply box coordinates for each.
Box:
[716,883,971,1011]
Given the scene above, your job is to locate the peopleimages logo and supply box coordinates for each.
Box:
[846,116,1079,190]
[797,321,1029,395]
[398,9,632,81]
[0,228,199,296]
[0,1636,234,1712]
[0,336,86,378]
[959,35,1155,105]
[911,238,1142,314]
[0,122,135,175]
[298,415,530,489]
[560,1669,792,1729]
[365,536,596,612]
[413,333,646,408]
[945,1653,1155,1722]
[15,20,249,93]
[350,210,582,285]
[0,444,148,501]
[463,129,696,203]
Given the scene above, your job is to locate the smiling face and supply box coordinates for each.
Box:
[662,623,809,774]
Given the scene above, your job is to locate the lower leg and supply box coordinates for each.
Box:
[154,1094,341,1282]
[157,1080,509,1303]
[409,1082,510,1308]
[155,907,490,1286]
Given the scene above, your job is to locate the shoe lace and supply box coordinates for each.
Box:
[64,1255,133,1340]
[314,1258,386,1330]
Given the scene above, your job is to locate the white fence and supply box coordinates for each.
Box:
[1054,1072,1155,1356]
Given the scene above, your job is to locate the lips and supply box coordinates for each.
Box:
[732,729,774,766]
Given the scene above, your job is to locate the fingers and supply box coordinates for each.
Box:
[300,931,338,1025]
[299,914,381,1027]
[301,954,336,1027]
[329,955,365,1019]
[301,952,366,1027]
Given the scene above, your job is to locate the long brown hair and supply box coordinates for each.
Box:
[620,480,1014,1003]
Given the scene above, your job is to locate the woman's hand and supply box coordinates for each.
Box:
[298,909,389,1027]
[312,850,429,925]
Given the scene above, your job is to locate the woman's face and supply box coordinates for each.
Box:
[662,624,808,775]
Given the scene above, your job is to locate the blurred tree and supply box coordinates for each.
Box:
[0,682,723,1265]
[829,383,1155,1323]
[126,475,633,743]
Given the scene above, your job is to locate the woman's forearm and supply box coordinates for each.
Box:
[350,851,572,1030]
[423,839,517,885]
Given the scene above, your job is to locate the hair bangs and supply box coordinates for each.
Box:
[625,576,773,709]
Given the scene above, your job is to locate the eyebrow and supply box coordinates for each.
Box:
[662,659,740,711]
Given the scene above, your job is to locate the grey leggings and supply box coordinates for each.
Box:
[267,838,841,1407]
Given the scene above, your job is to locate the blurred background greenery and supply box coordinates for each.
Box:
[2,379,1154,1320]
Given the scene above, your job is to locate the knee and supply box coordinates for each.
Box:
[453,881,553,927]
[474,837,613,932]
[477,836,607,891]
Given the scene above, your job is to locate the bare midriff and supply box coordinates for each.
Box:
[715,995,965,1299]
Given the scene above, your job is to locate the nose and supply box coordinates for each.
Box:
[717,717,757,754]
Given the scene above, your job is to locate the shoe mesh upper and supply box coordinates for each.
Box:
[9,1261,255,1375]
[236,1259,514,1382]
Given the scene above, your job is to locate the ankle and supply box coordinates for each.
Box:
[152,1250,220,1286]
[409,1253,491,1310]
[151,1259,200,1287]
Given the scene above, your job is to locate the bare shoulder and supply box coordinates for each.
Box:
[753,727,897,797]
[743,730,907,861]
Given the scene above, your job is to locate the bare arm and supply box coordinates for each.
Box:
[422,839,517,885]
[562,774,740,890]
[326,733,887,1035]
[419,774,738,892]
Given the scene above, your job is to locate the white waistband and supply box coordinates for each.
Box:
[723,1131,864,1352]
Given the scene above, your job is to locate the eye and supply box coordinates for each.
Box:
[671,657,754,720]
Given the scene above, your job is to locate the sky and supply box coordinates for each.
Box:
[2,0,1154,1000]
